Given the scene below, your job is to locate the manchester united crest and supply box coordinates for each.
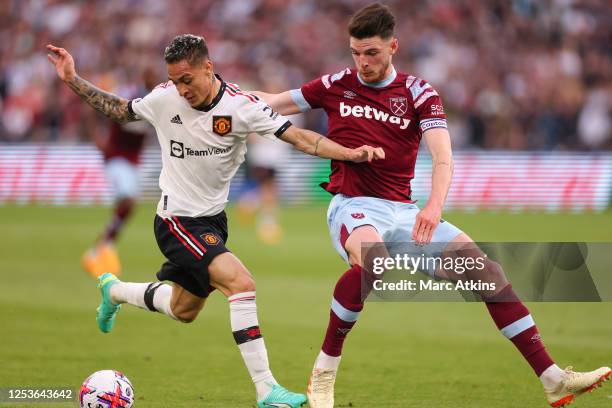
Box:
[201,233,220,245]
[212,115,232,136]
[389,97,408,117]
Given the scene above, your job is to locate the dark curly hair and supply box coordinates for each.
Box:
[164,34,209,65]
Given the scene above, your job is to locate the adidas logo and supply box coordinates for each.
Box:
[170,114,183,124]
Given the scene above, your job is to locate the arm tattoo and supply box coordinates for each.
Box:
[66,75,138,123]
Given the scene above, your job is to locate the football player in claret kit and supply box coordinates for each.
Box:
[255,3,610,407]
[46,34,384,408]
[82,69,157,278]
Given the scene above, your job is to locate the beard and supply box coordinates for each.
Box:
[361,60,391,83]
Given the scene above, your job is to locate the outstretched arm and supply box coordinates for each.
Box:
[412,128,454,245]
[279,125,385,163]
[46,44,137,124]
[252,91,302,116]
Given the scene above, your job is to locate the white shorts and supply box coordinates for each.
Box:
[327,194,463,276]
[105,157,140,200]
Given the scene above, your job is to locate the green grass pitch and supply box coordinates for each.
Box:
[1,204,611,407]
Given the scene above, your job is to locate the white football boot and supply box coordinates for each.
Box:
[545,366,611,407]
[307,368,337,408]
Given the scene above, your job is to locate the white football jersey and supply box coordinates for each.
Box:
[129,76,291,217]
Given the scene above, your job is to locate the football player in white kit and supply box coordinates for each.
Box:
[46,34,384,408]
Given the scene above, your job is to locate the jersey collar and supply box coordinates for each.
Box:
[357,66,397,88]
[195,74,226,112]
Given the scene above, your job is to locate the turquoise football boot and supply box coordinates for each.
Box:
[96,272,121,333]
[257,383,307,408]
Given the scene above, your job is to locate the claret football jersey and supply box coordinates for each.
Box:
[292,66,447,202]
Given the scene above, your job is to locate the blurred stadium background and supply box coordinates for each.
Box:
[1,1,611,407]
[1,0,611,209]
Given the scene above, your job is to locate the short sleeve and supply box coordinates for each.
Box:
[300,68,351,111]
[241,99,292,140]
[290,89,312,113]
[407,78,448,133]
[129,82,172,125]
[300,76,328,110]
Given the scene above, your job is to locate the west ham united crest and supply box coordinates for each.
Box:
[212,115,232,136]
[389,97,408,117]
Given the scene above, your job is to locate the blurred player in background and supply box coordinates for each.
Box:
[238,81,305,245]
[256,3,610,407]
[82,68,157,278]
[238,133,291,245]
[47,34,383,407]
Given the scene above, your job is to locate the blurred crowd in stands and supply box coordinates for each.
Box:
[0,0,610,150]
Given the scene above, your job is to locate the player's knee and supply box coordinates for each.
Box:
[485,259,502,277]
[346,226,384,267]
[348,253,362,267]
[484,259,508,285]
[232,273,255,294]
[220,268,256,296]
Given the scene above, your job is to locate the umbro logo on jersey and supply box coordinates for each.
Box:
[343,90,357,99]
[170,114,183,124]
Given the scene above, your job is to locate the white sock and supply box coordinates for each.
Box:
[150,284,176,319]
[110,282,176,319]
[540,364,564,390]
[314,350,341,370]
[228,292,277,400]
[110,282,147,307]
